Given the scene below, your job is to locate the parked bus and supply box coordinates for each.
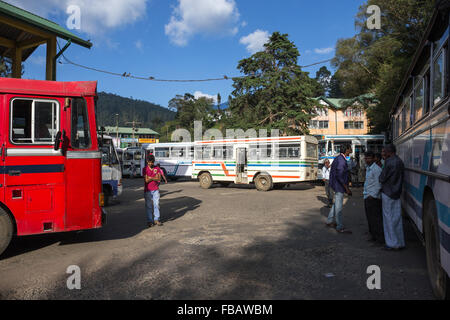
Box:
[192,136,318,191]
[142,142,194,179]
[0,78,105,256]
[122,147,142,178]
[316,135,385,179]
[390,3,450,299]
[99,135,122,206]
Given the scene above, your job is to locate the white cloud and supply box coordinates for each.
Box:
[135,40,143,51]
[314,47,334,54]
[194,91,218,104]
[239,29,269,54]
[4,0,147,36]
[27,55,46,66]
[165,0,240,46]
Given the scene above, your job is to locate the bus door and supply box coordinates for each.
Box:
[4,96,65,235]
[63,97,102,230]
[353,142,365,158]
[235,146,248,184]
[0,109,5,206]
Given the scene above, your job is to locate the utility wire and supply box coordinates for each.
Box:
[57,40,334,83]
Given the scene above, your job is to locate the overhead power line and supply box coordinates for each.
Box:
[57,41,334,83]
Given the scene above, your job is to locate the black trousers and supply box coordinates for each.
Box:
[364,196,385,243]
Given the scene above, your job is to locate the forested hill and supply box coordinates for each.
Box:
[96,92,175,130]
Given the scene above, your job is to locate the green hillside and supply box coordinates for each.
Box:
[96,92,175,131]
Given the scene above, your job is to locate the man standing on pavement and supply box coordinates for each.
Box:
[327,145,353,234]
[363,151,384,244]
[144,154,163,228]
[322,159,333,207]
[379,144,405,250]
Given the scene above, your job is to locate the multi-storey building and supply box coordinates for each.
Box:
[104,126,160,148]
[308,97,369,135]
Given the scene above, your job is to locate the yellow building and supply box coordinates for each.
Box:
[309,97,369,135]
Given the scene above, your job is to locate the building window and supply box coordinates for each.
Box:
[314,107,328,116]
[344,108,363,118]
[309,120,329,129]
[344,121,364,129]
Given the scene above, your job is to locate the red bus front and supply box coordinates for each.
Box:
[0,78,104,256]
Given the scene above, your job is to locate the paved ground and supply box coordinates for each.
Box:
[0,178,435,299]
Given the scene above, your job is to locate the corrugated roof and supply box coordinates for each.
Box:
[0,1,92,48]
[104,126,160,136]
[315,97,346,109]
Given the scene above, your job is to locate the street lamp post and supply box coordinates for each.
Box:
[116,113,119,148]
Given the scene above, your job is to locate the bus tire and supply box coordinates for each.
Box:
[0,208,13,257]
[104,186,112,207]
[424,196,450,300]
[255,174,273,192]
[199,172,213,189]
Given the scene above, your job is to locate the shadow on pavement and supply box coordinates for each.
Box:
[39,189,431,300]
[1,194,202,260]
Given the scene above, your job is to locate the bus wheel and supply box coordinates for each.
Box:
[104,187,112,207]
[199,172,213,189]
[0,208,13,257]
[255,174,273,192]
[424,197,450,300]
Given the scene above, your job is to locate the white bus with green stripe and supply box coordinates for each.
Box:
[192,136,318,191]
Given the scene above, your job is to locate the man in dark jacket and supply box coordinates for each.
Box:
[327,145,353,233]
[379,144,405,250]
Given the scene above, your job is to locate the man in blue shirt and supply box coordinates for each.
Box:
[327,145,353,234]
[363,151,384,244]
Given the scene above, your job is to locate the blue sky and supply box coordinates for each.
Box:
[8,0,365,107]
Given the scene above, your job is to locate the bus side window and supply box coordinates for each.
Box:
[11,98,59,144]
[71,98,91,149]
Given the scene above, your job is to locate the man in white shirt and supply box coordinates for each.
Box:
[363,151,384,244]
[322,159,333,207]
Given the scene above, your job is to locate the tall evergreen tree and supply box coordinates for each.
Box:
[332,0,435,132]
[229,32,318,135]
[315,66,332,96]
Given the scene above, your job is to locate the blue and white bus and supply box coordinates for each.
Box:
[391,3,450,299]
[142,142,194,180]
[100,135,123,206]
[316,135,385,179]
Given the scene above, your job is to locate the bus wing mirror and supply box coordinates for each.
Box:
[54,131,62,151]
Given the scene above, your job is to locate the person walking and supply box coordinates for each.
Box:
[327,145,353,234]
[322,159,333,207]
[363,151,384,244]
[379,144,405,250]
[144,154,163,228]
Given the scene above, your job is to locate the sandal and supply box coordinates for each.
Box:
[336,228,352,234]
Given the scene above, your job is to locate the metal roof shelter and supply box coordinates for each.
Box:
[0,1,92,80]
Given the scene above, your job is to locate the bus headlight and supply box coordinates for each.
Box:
[99,193,105,207]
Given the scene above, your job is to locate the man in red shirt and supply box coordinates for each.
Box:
[144,155,162,227]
